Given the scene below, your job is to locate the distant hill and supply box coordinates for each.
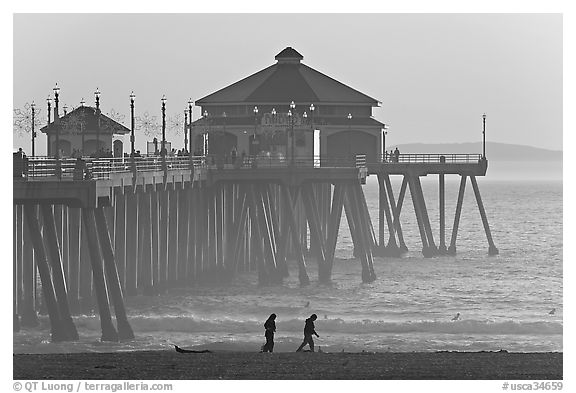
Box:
[386,142,562,162]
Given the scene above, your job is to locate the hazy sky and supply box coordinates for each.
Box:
[12,13,562,154]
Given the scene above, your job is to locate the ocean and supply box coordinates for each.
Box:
[13,176,563,354]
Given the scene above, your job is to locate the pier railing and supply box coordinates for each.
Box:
[18,156,204,180]
[15,152,484,180]
[378,153,483,164]
[15,154,368,180]
[230,155,365,169]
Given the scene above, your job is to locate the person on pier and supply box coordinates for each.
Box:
[296,314,320,352]
[231,146,237,164]
[394,147,400,162]
[261,314,277,353]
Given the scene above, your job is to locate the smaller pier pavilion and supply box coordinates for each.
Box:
[41,90,130,157]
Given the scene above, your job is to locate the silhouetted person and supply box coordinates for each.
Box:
[74,157,86,180]
[261,313,277,353]
[394,147,400,162]
[14,148,26,177]
[389,150,394,162]
[296,314,319,352]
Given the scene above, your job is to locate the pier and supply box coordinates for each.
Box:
[12,47,498,342]
[13,153,497,341]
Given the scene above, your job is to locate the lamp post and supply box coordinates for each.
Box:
[270,108,276,153]
[310,103,315,129]
[253,106,258,136]
[203,110,209,155]
[53,83,60,158]
[80,98,86,154]
[253,106,258,156]
[310,103,316,165]
[161,95,166,156]
[188,99,193,155]
[184,109,188,153]
[47,95,52,125]
[129,92,135,157]
[31,101,36,157]
[290,101,296,165]
[482,113,486,159]
[95,87,101,155]
[383,124,389,162]
[46,96,52,155]
[347,113,352,161]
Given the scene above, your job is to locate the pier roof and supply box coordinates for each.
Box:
[195,47,380,106]
[40,106,131,135]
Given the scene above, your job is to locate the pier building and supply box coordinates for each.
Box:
[41,101,130,157]
[191,47,385,164]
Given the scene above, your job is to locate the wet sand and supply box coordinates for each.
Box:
[13,350,562,380]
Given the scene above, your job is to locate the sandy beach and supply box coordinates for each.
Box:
[13,350,562,380]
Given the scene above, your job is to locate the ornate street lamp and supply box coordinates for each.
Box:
[271,107,277,134]
[188,99,193,155]
[95,87,101,155]
[289,100,296,166]
[79,98,86,154]
[253,106,259,136]
[482,113,486,159]
[31,101,36,157]
[347,113,352,161]
[47,95,52,125]
[53,83,61,158]
[310,103,315,129]
[130,91,136,157]
[203,110,209,155]
[184,109,188,153]
[252,106,259,156]
[161,95,167,156]
[383,124,389,162]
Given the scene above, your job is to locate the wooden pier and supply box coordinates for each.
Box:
[13,153,497,341]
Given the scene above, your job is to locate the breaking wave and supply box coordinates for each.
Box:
[75,315,562,336]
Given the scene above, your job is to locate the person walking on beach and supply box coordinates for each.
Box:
[296,314,320,352]
[261,313,277,353]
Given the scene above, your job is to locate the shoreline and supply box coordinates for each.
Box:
[14,350,563,380]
